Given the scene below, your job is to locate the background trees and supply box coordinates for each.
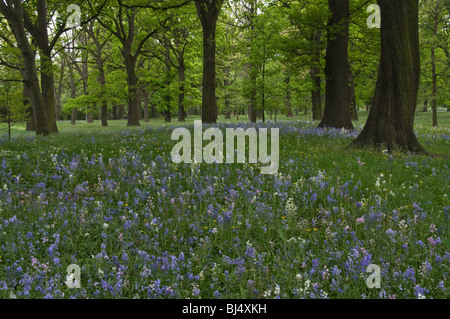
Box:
[0,0,447,155]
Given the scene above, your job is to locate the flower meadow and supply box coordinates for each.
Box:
[0,121,449,299]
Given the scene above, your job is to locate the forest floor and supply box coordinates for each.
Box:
[0,111,448,299]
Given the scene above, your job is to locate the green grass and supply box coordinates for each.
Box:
[2,109,450,138]
[0,111,448,299]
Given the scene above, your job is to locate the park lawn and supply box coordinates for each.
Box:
[0,113,448,299]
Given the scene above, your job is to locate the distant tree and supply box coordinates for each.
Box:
[0,79,30,140]
[419,0,449,127]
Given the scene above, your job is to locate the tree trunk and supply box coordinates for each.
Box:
[163,48,172,123]
[124,53,140,126]
[422,99,428,112]
[349,69,358,121]
[350,0,427,154]
[310,29,323,121]
[178,59,186,122]
[94,35,108,127]
[195,0,224,124]
[40,52,59,133]
[224,78,231,120]
[0,1,49,135]
[68,47,77,125]
[285,75,293,117]
[142,88,150,123]
[118,105,125,120]
[149,90,156,118]
[137,89,142,121]
[112,105,118,120]
[319,0,353,129]
[310,66,323,120]
[55,56,65,122]
[86,113,94,123]
[36,0,58,134]
[23,83,35,131]
[431,46,438,127]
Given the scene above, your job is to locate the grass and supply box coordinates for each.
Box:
[0,111,448,299]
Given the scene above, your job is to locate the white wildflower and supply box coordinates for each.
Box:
[285,198,297,217]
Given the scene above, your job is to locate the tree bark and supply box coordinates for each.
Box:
[318,0,353,129]
[0,0,49,135]
[431,46,438,127]
[35,0,58,134]
[248,0,258,123]
[124,52,140,126]
[310,29,323,121]
[178,60,186,122]
[285,75,293,117]
[112,105,118,120]
[195,0,224,124]
[310,65,323,120]
[23,83,36,131]
[69,63,78,125]
[118,105,125,120]
[142,88,150,123]
[350,0,427,154]
[90,25,109,127]
[349,69,358,121]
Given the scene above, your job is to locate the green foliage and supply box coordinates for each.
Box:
[0,80,30,135]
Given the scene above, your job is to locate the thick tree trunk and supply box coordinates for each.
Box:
[0,1,49,135]
[23,83,35,131]
[319,0,353,129]
[124,53,140,126]
[36,0,58,134]
[350,0,427,154]
[422,99,428,112]
[201,21,218,123]
[40,52,59,133]
[195,0,224,124]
